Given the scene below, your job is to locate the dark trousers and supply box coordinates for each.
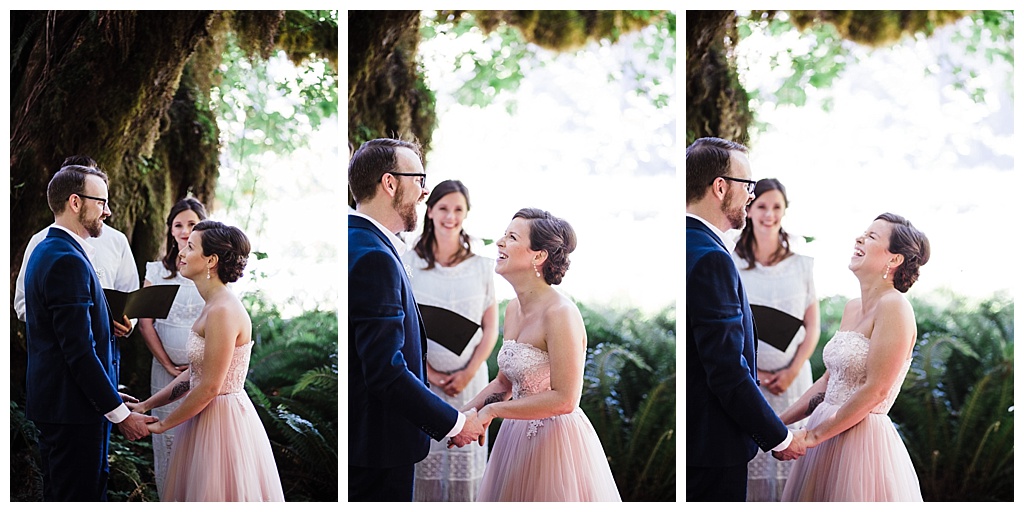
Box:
[36,421,111,501]
[349,464,415,501]
[687,463,748,501]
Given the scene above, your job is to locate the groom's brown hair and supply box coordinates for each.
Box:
[348,138,422,204]
[685,137,748,204]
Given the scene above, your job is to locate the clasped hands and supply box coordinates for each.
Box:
[446,407,492,449]
[771,429,811,461]
[117,393,159,441]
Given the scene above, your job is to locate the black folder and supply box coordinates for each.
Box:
[105,285,179,320]
[418,304,480,355]
[750,304,803,352]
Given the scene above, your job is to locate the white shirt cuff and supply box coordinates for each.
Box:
[771,430,794,452]
[106,403,131,424]
[446,412,467,438]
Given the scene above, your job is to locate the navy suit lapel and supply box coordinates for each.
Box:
[686,216,728,252]
[349,215,429,353]
[686,217,759,380]
[47,228,115,323]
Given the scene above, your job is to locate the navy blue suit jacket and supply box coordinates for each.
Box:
[686,216,788,467]
[348,214,459,468]
[24,228,122,424]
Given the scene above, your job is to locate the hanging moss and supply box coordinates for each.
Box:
[229,10,284,60]
[348,11,433,151]
[788,10,969,47]
[686,10,752,146]
[467,10,665,51]
[276,10,339,72]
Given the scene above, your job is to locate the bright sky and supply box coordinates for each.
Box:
[416,13,677,315]
[732,12,1016,302]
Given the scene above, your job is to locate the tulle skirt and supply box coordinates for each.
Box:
[781,402,922,501]
[477,407,621,502]
[162,391,285,502]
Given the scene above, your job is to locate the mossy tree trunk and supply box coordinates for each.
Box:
[347,10,435,155]
[685,10,751,147]
[10,10,226,397]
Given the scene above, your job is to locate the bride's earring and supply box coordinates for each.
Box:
[533,262,541,278]
[883,264,891,280]
[207,268,212,280]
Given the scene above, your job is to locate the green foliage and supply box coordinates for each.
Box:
[244,293,338,502]
[9,401,42,501]
[423,10,673,112]
[485,300,676,501]
[579,302,676,501]
[213,30,337,235]
[107,437,159,501]
[738,9,1013,133]
[813,290,1014,501]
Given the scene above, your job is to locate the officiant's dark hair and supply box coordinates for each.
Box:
[735,179,794,269]
[415,180,474,270]
[513,208,576,285]
[348,138,423,203]
[686,137,748,205]
[162,197,208,277]
[876,213,930,293]
[193,220,250,283]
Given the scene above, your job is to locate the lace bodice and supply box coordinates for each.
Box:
[497,340,558,438]
[822,331,911,414]
[186,331,253,394]
[498,340,552,400]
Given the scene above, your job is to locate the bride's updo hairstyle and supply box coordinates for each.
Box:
[513,208,577,285]
[193,220,251,283]
[876,212,930,293]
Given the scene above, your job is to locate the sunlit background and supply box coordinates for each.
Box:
[731,12,1015,302]
[412,12,677,315]
[209,53,339,318]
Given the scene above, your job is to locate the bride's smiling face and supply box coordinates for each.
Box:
[850,219,894,275]
[495,217,537,277]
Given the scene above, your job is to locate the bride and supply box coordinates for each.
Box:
[461,208,621,501]
[780,213,929,501]
[128,220,284,501]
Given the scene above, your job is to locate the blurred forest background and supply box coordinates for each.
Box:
[9,10,339,501]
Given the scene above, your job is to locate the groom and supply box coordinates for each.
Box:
[24,164,156,501]
[348,138,488,501]
[685,137,808,501]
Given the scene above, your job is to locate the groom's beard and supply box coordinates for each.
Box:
[392,182,418,232]
[79,209,104,238]
[722,188,747,231]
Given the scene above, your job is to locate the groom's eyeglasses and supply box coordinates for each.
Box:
[714,176,756,195]
[73,193,112,211]
[388,172,427,190]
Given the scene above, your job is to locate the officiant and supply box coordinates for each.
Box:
[402,179,500,502]
[731,178,821,502]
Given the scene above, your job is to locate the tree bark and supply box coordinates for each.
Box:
[10,10,224,397]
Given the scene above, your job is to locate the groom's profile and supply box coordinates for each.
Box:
[24,164,157,501]
[348,138,488,501]
[685,137,808,501]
